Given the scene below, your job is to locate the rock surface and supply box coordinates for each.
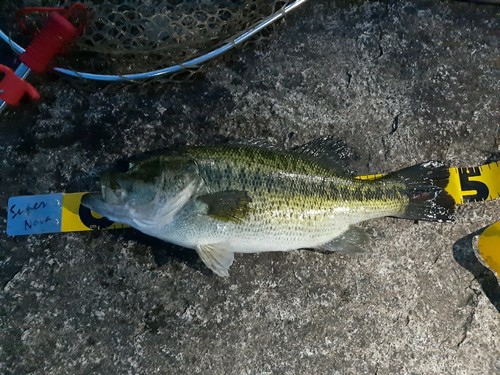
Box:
[1,1,499,374]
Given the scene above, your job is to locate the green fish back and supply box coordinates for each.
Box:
[185,144,408,223]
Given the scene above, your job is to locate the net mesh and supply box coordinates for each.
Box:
[1,1,294,77]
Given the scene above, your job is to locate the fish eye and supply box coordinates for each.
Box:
[108,177,121,191]
[115,159,131,172]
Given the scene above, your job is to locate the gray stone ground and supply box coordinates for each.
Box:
[1,1,499,374]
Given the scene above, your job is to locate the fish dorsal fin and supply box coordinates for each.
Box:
[197,190,252,223]
[196,243,234,277]
[229,139,280,151]
[292,136,356,175]
[316,226,370,254]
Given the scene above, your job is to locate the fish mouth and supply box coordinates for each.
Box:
[81,192,106,212]
[81,192,127,224]
[100,172,124,204]
[80,172,129,220]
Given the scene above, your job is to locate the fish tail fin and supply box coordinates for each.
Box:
[387,161,456,222]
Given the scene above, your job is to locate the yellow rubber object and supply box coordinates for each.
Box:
[475,221,500,282]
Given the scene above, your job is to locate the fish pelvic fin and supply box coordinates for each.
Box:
[388,161,455,222]
[196,243,234,277]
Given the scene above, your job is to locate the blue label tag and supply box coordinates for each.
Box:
[7,194,62,236]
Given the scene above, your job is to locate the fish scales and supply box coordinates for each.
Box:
[186,144,409,220]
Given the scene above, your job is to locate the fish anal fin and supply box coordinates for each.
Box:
[197,190,252,223]
[196,243,234,277]
[316,226,370,254]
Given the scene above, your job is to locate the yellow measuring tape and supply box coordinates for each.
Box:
[446,161,500,205]
[7,160,500,280]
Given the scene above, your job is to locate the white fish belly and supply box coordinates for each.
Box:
[157,209,389,254]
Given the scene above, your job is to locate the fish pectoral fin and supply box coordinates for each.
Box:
[317,226,370,254]
[196,243,235,277]
[197,190,252,223]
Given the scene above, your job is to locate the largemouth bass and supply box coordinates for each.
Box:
[82,137,455,276]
